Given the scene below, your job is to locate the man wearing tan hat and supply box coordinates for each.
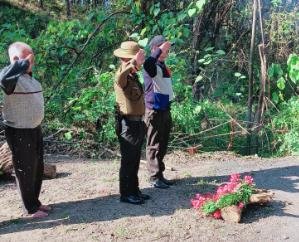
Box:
[113,41,150,205]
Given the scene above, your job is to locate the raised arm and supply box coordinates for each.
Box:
[116,49,145,88]
[143,48,162,78]
[0,59,29,95]
[116,59,138,88]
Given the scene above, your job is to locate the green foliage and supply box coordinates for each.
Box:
[287,54,299,85]
[268,53,299,104]
[188,0,207,17]
[68,71,116,144]
[0,1,298,157]
[270,97,299,155]
[271,0,282,8]
[129,0,208,46]
[201,200,218,214]
[202,183,254,214]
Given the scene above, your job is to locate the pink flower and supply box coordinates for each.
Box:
[230,174,241,183]
[244,175,254,185]
[212,210,222,219]
[213,193,220,201]
[227,181,238,192]
[195,193,201,199]
[191,199,201,209]
[191,193,213,209]
[216,185,228,197]
[238,202,244,209]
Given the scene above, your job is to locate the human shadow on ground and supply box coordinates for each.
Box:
[0,165,298,234]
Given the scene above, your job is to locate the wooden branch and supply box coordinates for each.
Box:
[227,119,235,150]
[254,44,267,128]
[44,128,68,141]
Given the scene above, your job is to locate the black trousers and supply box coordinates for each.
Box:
[4,125,44,214]
[144,109,172,180]
[116,116,145,197]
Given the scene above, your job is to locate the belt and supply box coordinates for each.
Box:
[124,115,143,121]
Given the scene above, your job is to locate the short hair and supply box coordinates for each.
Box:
[149,35,165,49]
[8,42,33,61]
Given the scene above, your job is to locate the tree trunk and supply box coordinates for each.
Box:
[66,0,71,18]
[38,0,43,8]
[246,0,258,155]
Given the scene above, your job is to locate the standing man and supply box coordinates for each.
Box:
[0,42,50,218]
[114,41,150,205]
[143,35,175,189]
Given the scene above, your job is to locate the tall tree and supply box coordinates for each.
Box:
[246,0,258,154]
[66,0,71,18]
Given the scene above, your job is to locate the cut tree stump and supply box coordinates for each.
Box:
[0,142,57,179]
[221,205,242,223]
[220,189,274,223]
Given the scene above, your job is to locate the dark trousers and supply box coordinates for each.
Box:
[4,125,44,214]
[115,116,145,197]
[144,109,172,180]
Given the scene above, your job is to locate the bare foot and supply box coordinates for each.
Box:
[31,210,48,219]
[39,204,52,212]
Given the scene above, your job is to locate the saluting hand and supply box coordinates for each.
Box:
[135,49,145,67]
[24,54,34,73]
[159,41,171,54]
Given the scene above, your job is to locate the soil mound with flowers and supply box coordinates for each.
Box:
[0,151,298,241]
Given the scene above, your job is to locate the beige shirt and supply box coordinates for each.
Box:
[114,60,145,116]
[2,74,44,128]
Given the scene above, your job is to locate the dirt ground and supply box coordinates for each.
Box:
[0,151,298,242]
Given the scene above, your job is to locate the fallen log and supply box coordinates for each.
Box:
[0,142,57,179]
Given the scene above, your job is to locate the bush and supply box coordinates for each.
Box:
[270,97,299,155]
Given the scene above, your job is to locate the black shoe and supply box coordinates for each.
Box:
[150,179,170,189]
[120,195,144,205]
[138,190,150,200]
[161,177,175,186]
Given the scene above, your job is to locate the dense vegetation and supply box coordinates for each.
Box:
[0,0,298,157]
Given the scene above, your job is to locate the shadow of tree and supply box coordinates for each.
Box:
[0,165,298,234]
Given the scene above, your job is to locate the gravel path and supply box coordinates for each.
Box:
[0,151,298,242]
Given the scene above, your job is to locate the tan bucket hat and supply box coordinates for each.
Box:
[113,41,140,59]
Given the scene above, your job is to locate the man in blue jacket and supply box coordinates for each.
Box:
[143,35,175,189]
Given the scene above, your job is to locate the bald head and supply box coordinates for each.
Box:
[8,42,34,72]
[8,42,33,62]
